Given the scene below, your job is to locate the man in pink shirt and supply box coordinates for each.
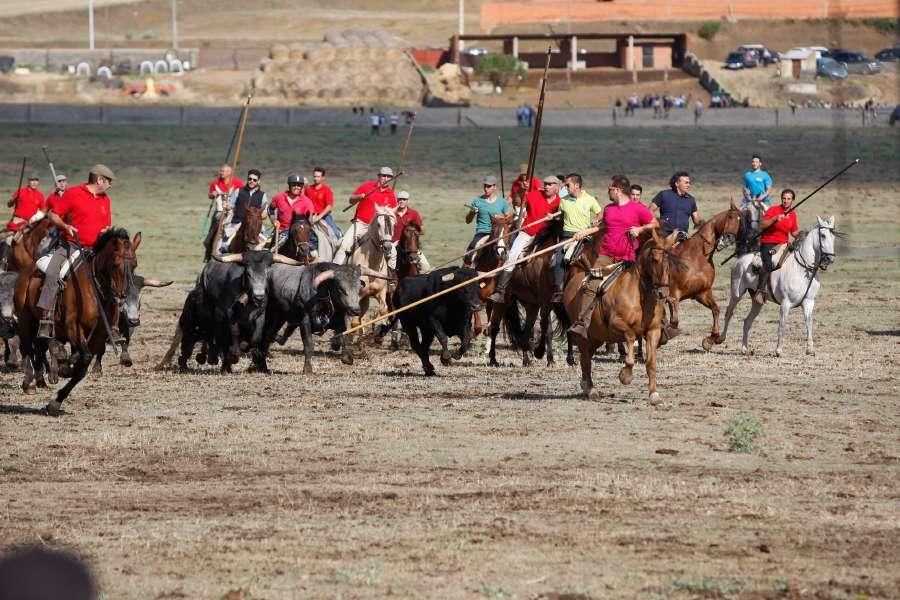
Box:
[569,174,659,340]
[268,174,315,250]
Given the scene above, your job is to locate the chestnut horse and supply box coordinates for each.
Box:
[279,212,315,265]
[471,214,512,336]
[667,202,742,350]
[395,221,423,280]
[15,228,138,413]
[6,217,53,272]
[562,229,678,404]
[227,205,266,254]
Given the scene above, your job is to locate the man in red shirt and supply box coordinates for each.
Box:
[47,173,68,203]
[36,164,115,338]
[335,166,397,267]
[392,190,431,272]
[269,174,315,250]
[208,164,243,202]
[755,188,799,303]
[489,174,561,302]
[508,163,542,215]
[6,173,48,232]
[306,167,341,237]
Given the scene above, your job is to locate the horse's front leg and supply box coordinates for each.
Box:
[668,296,679,329]
[520,305,539,367]
[46,349,92,414]
[775,299,792,357]
[693,289,721,351]
[618,333,636,385]
[579,339,599,400]
[487,304,503,367]
[802,297,816,356]
[644,328,662,405]
[740,300,764,355]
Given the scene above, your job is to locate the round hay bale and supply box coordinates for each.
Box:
[334,46,354,61]
[317,45,336,61]
[384,48,404,61]
[270,44,289,61]
[324,29,346,46]
[288,43,306,61]
[259,58,274,73]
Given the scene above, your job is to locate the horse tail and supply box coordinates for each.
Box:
[552,302,570,338]
[502,298,528,351]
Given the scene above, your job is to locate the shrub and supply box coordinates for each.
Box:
[863,17,898,34]
[474,53,525,89]
[724,414,764,453]
[698,21,721,41]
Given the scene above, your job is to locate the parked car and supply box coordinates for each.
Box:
[874,47,900,62]
[738,44,780,65]
[809,46,832,59]
[817,57,848,80]
[724,52,745,70]
[830,51,882,74]
[0,56,13,74]
[890,105,900,126]
[460,47,489,57]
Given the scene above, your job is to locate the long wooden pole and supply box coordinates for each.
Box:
[7,156,26,208]
[343,226,599,337]
[432,210,561,270]
[224,100,247,165]
[524,47,552,193]
[230,93,253,179]
[392,113,416,190]
[497,135,505,198]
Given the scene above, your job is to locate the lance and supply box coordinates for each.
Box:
[223,99,247,166]
[230,93,252,179]
[341,171,405,212]
[201,95,251,237]
[392,113,416,190]
[432,210,562,270]
[497,135,506,198]
[514,47,551,230]
[720,158,859,264]
[7,156,26,208]
[41,146,59,184]
[342,226,598,337]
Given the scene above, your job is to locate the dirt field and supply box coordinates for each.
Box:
[0,124,898,598]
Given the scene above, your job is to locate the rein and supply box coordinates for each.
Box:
[789,225,834,308]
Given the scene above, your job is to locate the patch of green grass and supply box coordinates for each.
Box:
[724,414,764,453]
[862,17,897,34]
[698,21,721,41]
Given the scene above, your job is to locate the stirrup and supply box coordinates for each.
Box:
[37,318,55,340]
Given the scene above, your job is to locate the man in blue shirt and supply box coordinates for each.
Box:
[741,154,773,208]
[464,175,512,267]
[650,171,701,238]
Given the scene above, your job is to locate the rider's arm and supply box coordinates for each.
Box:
[465,207,477,224]
[47,210,75,236]
[759,212,782,230]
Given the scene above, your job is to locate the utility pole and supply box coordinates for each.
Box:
[171,0,178,49]
[88,0,95,50]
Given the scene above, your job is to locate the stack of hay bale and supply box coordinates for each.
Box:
[254,28,424,107]
[422,62,471,106]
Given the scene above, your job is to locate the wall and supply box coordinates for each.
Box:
[481,1,899,30]
[0,48,198,71]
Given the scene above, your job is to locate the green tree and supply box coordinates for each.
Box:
[474,54,526,89]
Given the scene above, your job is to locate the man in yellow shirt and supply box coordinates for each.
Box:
[552,173,601,303]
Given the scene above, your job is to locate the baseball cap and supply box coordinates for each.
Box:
[397,190,410,200]
[518,163,528,175]
[89,164,115,180]
[483,175,498,186]
[55,173,67,181]
[378,166,394,177]
[542,175,561,185]
[27,172,40,180]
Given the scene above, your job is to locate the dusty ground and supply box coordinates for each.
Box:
[0,124,898,598]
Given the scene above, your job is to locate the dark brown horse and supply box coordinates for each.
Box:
[227,206,265,254]
[667,202,742,350]
[396,221,423,280]
[6,218,53,272]
[562,229,678,404]
[279,212,315,264]
[487,222,561,367]
[15,228,139,413]
[471,214,511,337]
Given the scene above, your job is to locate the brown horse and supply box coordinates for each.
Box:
[471,214,512,336]
[487,222,561,367]
[562,229,678,404]
[395,221,423,280]
[227,205,265,254]
[667,202,742,350]
[6,218,53,272]
[15,228,138,413]
[279,212,315,264]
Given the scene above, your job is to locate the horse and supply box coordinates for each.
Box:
[718,216,838,357]
[666,201,743,350]
[310,218,339,263]
[487,222,562,368]
[471,214,512,337]
[396,221,424,280]
[561,229,679,404]
[279,212,316,264]
[346,205,396,340]
[735,201,766,256]
[5,217,53,273]
[15,228,139,413]
[226,205,266,254]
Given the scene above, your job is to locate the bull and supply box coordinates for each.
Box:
[386,267,481,376]
[254,262,364,374]
[1,271,20,368]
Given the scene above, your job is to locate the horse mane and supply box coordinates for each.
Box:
[291,211,310,226]
[94,227,130,253]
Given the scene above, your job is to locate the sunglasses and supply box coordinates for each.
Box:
[484,184,496,188]
[248,177,259,182]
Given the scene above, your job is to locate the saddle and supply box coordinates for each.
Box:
[580,261,624,296]
[36,249,83,282]
[750,243,790,273]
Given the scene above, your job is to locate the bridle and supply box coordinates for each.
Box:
[640,246,675,301]
[791,223,836,307]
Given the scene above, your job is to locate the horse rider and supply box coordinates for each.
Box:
[742,154,773,210]
[393,190,431,272]
[335,166,397,267]
[629,183,643,205]
[223,169,271,251]
[552,173,601,304]
[568,174,659,340]
[650,171,701,240]
[48,173,68,202]
[754,188,799,303]
[306,166,341,237]
[463,175,511,268]
[203,164,243,260]
[35,164,115,339]
[488,174,561,303]
[269,174,315,250]
[6,172,47,234]
[508,163,542,216]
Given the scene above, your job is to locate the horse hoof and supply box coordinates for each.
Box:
[23,384,36,395]
[440,354,451,366]
[340,352,354,366]
[701,337,714,352]
[566,356,576,367]
[424,367,436,377]
[119,352,133,367]
[740,346,750,356]
[648,392,662,406]
[775,348,782,358]
[36,377,48,389]
[303,366,313,375]
[618,368,634,385]
[806,348,815,356]
[586,389,601,402]
[195,353,207,365]
[44,399,62,415]
[715,334,726,345]
[330,337,343,352]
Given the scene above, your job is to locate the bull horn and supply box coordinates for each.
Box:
[142,278,174,287]
[212,252,244,263]
[313,269,335,287]
[273,254,302,265]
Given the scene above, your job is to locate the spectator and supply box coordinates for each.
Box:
[370,112,380,135]
[694,99,703,125]
[389,112,399,134]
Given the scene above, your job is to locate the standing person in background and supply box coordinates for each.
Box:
[370,113,380,135]
[741,154,773,209]
[389,112,399,134]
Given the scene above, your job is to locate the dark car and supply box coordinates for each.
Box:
[875,47,900,62]
[724,52,744,70]
[890,105,900,126]
[830,51,882,74]
[0,56,14,74]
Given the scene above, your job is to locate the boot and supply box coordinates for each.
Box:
[753,269,768,304]
[37,317,55,340]
[568,283,600,341]
[487,270,513,303]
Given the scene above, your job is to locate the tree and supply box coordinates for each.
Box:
[474,54,526,89]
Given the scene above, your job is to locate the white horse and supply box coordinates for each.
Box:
[718,216,837,357]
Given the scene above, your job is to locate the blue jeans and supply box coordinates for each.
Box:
[323,213,341,237]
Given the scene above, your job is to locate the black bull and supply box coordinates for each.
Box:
[383,267,481,376]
